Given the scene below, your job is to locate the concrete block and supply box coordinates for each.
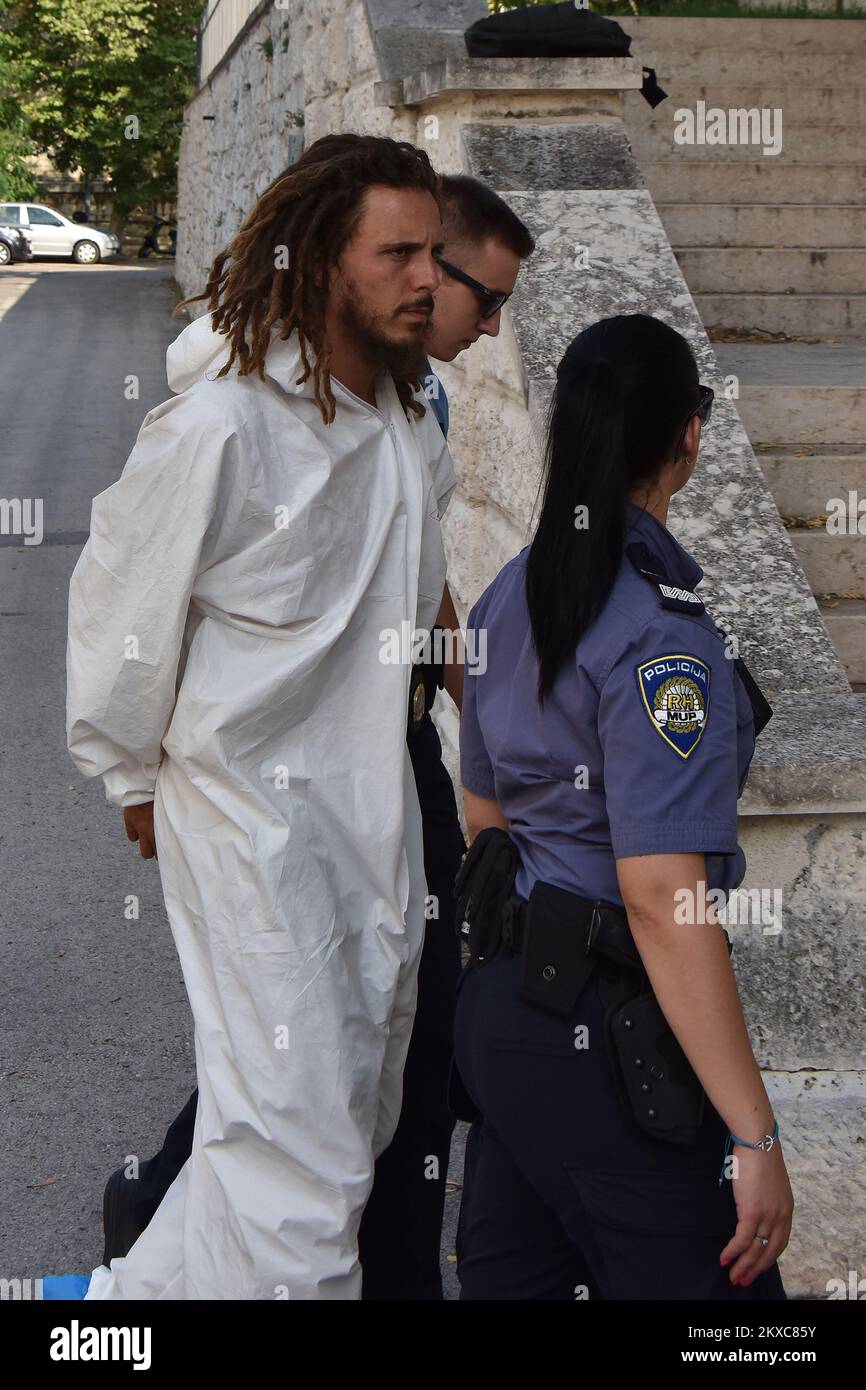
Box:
[760,1070,866,1300]
[396,55,643,107]
[462,121,644,192]
[736,811,866,1069]
[742,694,866,809]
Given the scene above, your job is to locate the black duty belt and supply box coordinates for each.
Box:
[502,892,635,965]
[494,881,638,1018]
[454,830,641,1015]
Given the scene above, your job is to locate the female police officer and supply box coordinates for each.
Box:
[452,313,793,1301]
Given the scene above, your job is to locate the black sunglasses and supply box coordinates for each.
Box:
[693,383,714,426]
[673,383,714,461]
[433,253,513,320]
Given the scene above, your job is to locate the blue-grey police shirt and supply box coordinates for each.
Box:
[459,502,757,907]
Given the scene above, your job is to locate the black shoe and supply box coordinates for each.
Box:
[101,1166,145,1266]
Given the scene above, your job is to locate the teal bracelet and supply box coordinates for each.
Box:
[718,1120,779,1185]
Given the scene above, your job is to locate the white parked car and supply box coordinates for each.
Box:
[0,203,120,263]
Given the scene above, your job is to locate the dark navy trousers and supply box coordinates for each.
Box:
[358,711,465,1298]
[131,711,465,1301]
[454,950,787,1302]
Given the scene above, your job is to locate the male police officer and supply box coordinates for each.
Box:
[99,172,534,1300]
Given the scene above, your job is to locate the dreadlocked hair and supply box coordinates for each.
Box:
[176,133,441,425]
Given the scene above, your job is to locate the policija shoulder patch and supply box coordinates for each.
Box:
[635,654,710,759]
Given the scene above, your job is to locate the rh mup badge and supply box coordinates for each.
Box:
[635,654,710,759]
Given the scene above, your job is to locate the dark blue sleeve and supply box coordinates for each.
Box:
[459,599,496,798]
[434,378,449,439]
[597,615,742,860]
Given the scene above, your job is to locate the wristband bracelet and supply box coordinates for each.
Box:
[718,1119,779,1186]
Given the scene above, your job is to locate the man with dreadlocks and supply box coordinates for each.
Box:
[82,172,535,1303]
[67,134,455,1300]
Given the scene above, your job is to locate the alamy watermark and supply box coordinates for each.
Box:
[674,102,783,157]
[0,496,43,545]
[674,881,783,935]
[379,622,486,674]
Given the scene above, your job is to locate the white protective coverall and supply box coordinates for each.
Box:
[66,312,456,1299]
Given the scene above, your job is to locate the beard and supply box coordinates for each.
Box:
[334,273,431,383]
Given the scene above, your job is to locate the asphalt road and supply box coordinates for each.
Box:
[0,261,464,1298]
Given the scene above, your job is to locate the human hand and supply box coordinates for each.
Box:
[123,801,157,859]
[720,1143,793,1287]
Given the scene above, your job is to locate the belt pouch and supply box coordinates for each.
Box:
[605,986,706,1146]
[453,827,519,959]
[519,881,597,1017]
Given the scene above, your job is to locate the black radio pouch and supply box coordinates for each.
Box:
[599,933,733,1147]
[604,986,707,1146]
[519,881,597,1017]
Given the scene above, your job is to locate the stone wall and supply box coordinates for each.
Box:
[176,0,422,301]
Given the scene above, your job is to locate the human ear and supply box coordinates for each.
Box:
[674,415,700,469]
[684,414,701,469]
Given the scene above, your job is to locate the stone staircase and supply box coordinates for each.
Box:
[622,17,866,687]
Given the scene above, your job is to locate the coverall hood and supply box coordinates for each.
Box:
[165,311,232,393]
[165,312,337,403]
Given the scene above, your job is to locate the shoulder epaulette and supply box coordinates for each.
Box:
[626,541,705,616]
[627,544,773,736]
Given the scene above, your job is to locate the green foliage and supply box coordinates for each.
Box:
[0,0,201,224]
[0,23,36,198]
[0,125,37,200]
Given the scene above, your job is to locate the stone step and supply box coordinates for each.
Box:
[698,292,866,340]
[743,0,864,11]
[641,161,866,204]
[631,120,864,164]
[715,342,866,393]
[755,446,866,515]
[632,48,866,87]
[738,386,866,445]
[676,247,866,295]
[744,0,865,13]
[624,15,866,59]
[789,529,866,593]
[625,83,866,128]
[818,598,866,685]
[659,203,866,249]
[712,342,866,443]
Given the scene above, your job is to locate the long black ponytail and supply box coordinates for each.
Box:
[525,314,700,705]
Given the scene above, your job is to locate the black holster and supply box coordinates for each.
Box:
[453,827,520,961]
[599,973,706,1146]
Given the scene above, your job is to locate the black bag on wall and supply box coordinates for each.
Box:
[465,2,632,60]
[464,2,667,107]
